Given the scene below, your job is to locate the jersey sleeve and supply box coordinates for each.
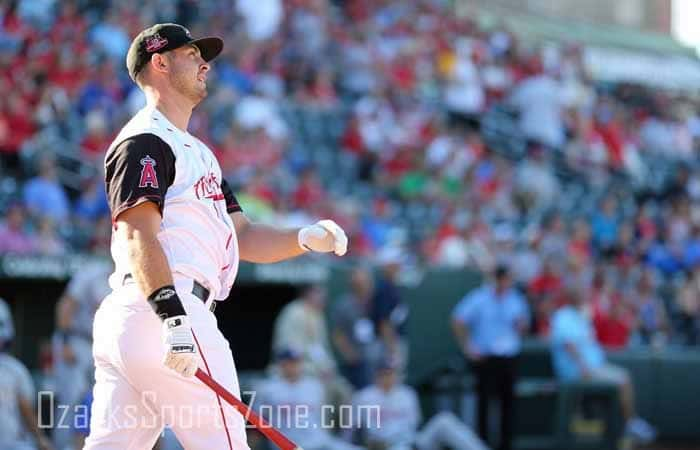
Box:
[105,133,176,219]
[220,179,243,214]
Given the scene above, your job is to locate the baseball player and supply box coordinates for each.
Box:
[0,298,54,450]
[255,348,363,450]
[84,23,348,449]
[52,261,111,449]
[351,360,488,450]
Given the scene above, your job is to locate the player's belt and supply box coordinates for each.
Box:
[122,273,216,312]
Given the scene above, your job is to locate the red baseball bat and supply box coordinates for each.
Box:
[195,368,303,450]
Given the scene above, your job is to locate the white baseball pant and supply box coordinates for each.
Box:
[84,277,249,450]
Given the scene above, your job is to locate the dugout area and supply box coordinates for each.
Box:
[0,275,302,374]
[2,257,700,448]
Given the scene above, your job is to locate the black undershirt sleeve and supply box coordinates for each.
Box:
[105,133,176,219]
[220,179,243,214]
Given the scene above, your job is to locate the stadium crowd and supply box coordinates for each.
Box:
[0,0,700,448]
[2,0,700,347]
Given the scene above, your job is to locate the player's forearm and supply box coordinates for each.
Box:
[121,224,174,297]
[237,223,306,263]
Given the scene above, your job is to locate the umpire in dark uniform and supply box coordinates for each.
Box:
[451,264,530,450]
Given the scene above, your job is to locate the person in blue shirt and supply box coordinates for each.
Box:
[451,264,529,450]
[550,287,657,444]
[22,154,70,224]
[591,197,619,251]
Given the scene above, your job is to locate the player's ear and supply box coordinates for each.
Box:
[150,53,169,75]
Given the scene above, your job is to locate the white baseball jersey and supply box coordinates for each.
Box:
[256,375,329,448]
[105,105,241,300]
[86,106,250,450]
[352,383,421,445]
[0,353,35,449]
[256,375,362,450]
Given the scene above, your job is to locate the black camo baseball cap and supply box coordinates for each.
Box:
[126,23,223,82]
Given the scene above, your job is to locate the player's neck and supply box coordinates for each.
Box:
[144,88,192,133]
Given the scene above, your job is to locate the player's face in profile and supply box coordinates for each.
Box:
[167,45,209,104]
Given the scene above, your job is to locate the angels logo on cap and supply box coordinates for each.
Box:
[126,23,225,82]
[145,33,168,53]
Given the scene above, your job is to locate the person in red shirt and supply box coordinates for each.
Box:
[529,257,564,336]
[293,167,326,209]
[296,69,338,108]
[80,111,112,160]
[594,292,636,350]
[0,93,35,171]
[568,219,592,266]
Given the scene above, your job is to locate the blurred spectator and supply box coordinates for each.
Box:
[332,267,377,389]
[591,196,620,252]
[528,256,564,336]
[646,226,684,276]
[0,297,54,450]
[675,267,700,346]
[234,89,289,141]
[539,213,568,259]
[296,69,339,109]
[293,166,326,210]
[219,125,283,180]
[351,358,488,450]
[550,288,656,443]
[74,176,110,223]
[514,141,559,211]
[568,219,592,267]
[47,50,86,98]
[272,283,353,408]
[273,284,336,377]
[236,0,283,41]
[509,68,566,148]
[451,264,529,450]
[593,291,635,350]
[683,225,700,268]
[510,232,543,285]
[631,270,669,347]
[371,247,410,370]
[89,10,130,61]
[79,110,112,160]
[361,199,394,251]
[35,217,66,256]
[443,38,485,122]
[0,93,35,172]
[0,202,36,254]
[22,154,70,224]
[256,348,362,450]
[52,261,112,449]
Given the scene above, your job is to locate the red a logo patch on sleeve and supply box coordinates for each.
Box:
[139,155,159,188]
